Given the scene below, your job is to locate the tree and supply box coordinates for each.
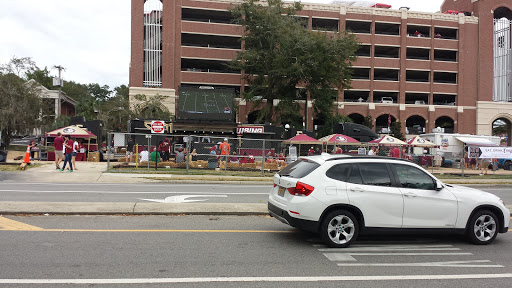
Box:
[230,0,358,129]
[390,120,405,141]
[0,56,36,77]
[0,73,44,148]
[132,94,172,121]
[316,114,353,138]
[88,83,112,102]
[362,116,373,129]
[26,67,53,89]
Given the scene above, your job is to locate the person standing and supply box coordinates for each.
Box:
[162,138,171,161]
[60,135,74,172]
[126,138,135,162]
[53,132,65,169]
[367,146,376,156]
[71,137,79,170]
[219,138,231,167]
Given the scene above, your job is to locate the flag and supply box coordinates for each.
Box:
[388,114,391,127]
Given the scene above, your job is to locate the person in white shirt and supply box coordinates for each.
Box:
[139,148,149,163]
[368,146,376,156]
[71,138,79,170]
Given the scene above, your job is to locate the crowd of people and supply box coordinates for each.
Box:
[52,132,85,172]
[463,152,498,174]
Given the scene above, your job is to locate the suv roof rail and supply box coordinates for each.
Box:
[324,155,412,163]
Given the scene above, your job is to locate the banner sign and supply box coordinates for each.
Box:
[237,125,264,135]
[478,147,512,159]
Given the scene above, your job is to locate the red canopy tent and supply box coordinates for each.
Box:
[283,134,321,144]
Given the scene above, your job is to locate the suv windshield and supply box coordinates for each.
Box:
[278,159,320,178]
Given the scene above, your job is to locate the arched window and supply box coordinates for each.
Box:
[435,116,454,133]
[406,115,426,135]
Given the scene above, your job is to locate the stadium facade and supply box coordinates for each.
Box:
[129,0,512,138]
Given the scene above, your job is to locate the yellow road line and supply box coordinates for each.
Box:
[0,217,44,231]
[31,229,294,233]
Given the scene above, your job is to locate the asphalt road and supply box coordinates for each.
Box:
[1,215,511,288]
[0,182,511,205]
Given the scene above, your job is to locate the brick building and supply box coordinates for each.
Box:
[129,0,512,138]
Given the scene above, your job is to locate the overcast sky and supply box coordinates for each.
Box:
[0,0,444,90]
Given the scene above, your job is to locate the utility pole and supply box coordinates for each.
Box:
[53,65,65,117]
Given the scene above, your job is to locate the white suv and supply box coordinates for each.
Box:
[268,155,509,248]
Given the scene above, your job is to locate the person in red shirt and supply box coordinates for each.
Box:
[60,135,74,172]
[389,147,401,158]
[53,132,65,169]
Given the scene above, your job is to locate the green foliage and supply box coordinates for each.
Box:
[230,0,359,129]
[390,120,405,141]
[48,116,71,131]
[26,67,53,89]
[362,116,373,129]
[0,72,44,147]
[316,114,353,138]
[88,83,111,102]
[132,94,172,121]
[0,56,36,77]
[114,85,129,101]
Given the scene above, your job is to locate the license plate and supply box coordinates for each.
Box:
[277,187,285,197]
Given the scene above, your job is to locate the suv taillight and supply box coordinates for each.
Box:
[288,182,314,196]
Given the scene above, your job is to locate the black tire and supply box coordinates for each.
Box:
[321,210,359,248]
[467,210,499,245]
[504,161,510,171]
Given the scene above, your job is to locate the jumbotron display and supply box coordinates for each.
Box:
[177,86,235,121]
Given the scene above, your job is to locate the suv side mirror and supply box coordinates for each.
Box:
[435,181,443,191]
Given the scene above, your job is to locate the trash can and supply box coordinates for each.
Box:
[208,158,217,169]
[0,150,7,163]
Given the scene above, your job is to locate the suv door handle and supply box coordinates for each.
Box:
[350,187,364,192]
[404,192,417,197]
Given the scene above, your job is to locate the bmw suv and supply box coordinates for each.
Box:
[268,155,509,248]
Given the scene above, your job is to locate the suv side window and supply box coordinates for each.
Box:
[347,164,363,184]
[393,164,435,190]
[326,164,351,182]
[358,163,392,186]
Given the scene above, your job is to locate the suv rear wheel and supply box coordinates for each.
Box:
[321,210,359,248]
[467,210,498,245]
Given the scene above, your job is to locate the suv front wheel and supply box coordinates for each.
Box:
[467,210,498,245]
[321,210,359,248]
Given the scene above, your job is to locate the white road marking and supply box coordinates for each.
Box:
[0,190,267,195]
[140,195,228,203]
[337,260,503,268]
[318,247,461,252]
[324,252,473,262]
[2,274,512,284]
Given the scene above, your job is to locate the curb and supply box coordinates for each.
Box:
[0,202,269,216]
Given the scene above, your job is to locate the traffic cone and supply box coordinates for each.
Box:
[23,145,31,164]
[19,145,30,170]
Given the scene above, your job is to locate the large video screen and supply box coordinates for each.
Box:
[178,86,235,121]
